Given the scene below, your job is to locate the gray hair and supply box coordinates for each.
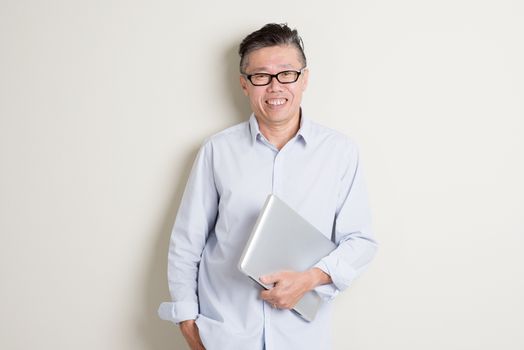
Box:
[238,23,307,73]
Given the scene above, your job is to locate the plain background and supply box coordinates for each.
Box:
[1,0,523,349]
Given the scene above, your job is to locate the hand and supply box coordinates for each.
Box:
[179,319,205,350]
[259,268,331,309]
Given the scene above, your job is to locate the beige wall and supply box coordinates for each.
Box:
[1,1,523,349]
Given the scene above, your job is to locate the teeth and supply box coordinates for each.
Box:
[267,98,286,106]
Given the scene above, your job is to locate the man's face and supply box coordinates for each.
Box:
[240,45,308,127]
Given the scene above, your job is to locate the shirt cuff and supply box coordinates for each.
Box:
[312,261,339,301]
[158,301,198,324]
[314,254,358,295]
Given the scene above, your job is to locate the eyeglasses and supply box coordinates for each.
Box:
[243,68,306,86]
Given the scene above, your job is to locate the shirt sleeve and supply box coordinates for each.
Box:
[313,141,378,301]
[158,141,218,324]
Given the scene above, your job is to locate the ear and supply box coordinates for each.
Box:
[240,75,249,96]
[301,68,309,91]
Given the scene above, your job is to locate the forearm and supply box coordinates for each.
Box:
[179,320,205,350]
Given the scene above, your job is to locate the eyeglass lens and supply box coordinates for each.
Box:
[249,70,300,86]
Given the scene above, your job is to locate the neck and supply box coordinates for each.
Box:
[257,112,301,150]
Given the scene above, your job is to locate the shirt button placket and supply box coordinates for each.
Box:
[263,301,271,349]
[272,151,282,195]
[266,148,281,350]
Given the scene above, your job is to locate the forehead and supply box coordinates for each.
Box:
[245,45,303,72]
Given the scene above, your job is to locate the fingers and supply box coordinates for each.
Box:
[260,284,295,309]
[259,270,310,310]
[259,272,280,285]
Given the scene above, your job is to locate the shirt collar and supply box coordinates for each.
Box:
[248,114,261,145]
[248,110,311,146]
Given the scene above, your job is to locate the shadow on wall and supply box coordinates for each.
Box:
[224,40,253,123]
[138,40,251,350]
[138,147,197,350]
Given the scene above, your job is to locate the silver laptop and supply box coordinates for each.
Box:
[238,194,336,321]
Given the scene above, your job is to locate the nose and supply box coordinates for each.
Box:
[266,76,284,92]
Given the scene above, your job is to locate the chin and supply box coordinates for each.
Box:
[263,109,296,122]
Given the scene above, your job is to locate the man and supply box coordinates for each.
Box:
[158,23,378,349]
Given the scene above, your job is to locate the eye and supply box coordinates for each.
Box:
[252,73,269,81]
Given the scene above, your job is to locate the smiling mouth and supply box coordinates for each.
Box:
[266,98,287,106]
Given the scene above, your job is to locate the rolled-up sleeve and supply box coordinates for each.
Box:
[158,141,218,324]
[314,142,378,300]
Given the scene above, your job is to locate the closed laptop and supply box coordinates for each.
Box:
[238,194,336,321]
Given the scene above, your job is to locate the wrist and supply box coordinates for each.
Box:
[307,268,331,289]
[179,319,196,329]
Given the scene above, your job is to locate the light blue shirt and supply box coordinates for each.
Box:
[158,113,378,349]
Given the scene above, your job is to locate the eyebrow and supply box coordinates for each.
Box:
[248,64,296,72]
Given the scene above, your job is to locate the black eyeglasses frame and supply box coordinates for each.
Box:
[242,67,307,86]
